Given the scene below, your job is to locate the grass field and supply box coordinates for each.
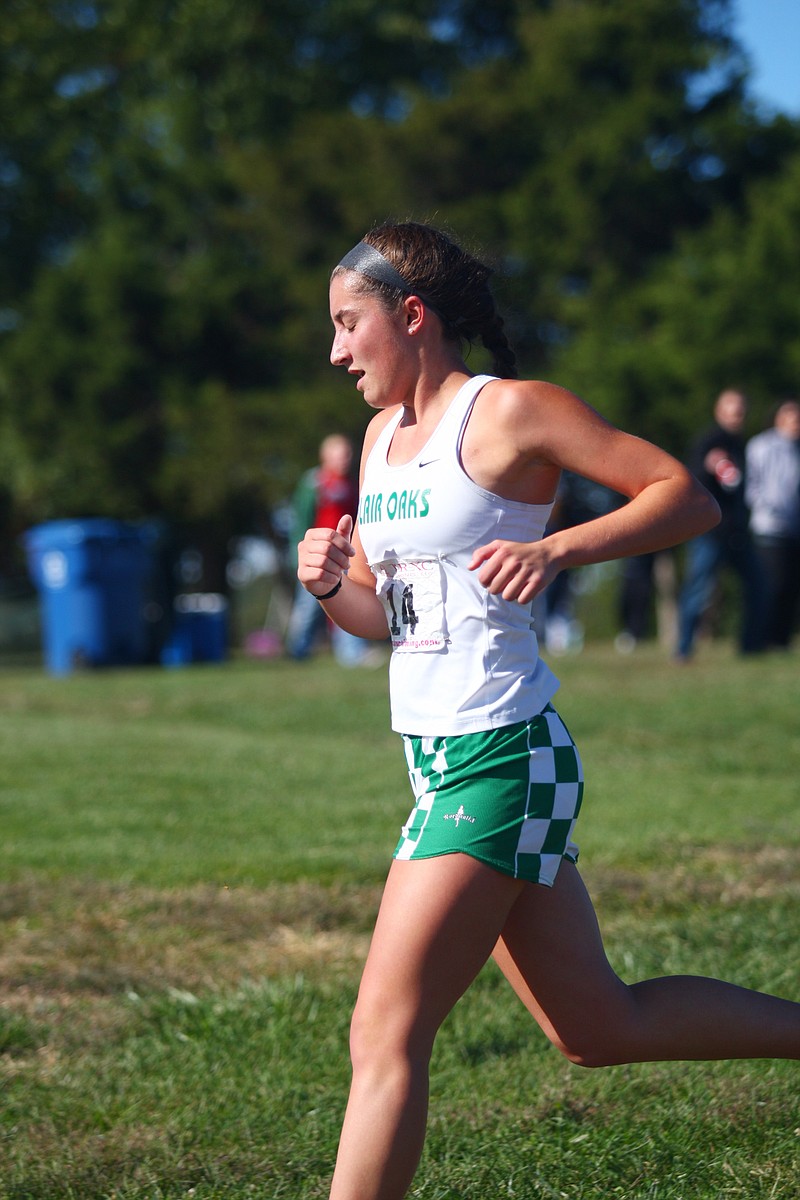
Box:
[1,642,799,1199]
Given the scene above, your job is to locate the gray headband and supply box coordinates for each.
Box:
[336,241,413,292]
[336,241,446,323]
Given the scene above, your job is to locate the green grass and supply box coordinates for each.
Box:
[1,644,799,1198]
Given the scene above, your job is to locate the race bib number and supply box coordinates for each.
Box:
[371,558,446,652]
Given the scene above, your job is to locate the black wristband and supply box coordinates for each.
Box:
[316,578,342,600]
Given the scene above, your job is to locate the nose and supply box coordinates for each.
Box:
[330,329,350,367]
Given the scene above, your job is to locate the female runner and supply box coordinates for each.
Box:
[296,221,800,1200]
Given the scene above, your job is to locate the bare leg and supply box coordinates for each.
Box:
[329,855,523,1200]
[493,861,800,1066]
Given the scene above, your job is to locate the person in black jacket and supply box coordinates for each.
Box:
[675,388,764,659]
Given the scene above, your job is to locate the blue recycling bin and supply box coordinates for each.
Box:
[23,518,153,675]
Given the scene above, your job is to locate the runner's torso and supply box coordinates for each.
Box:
[358,374,559,734]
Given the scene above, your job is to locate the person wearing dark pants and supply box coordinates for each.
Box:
[676,389,764,659]
[746,399,800,649]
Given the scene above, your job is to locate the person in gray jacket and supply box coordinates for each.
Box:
[746,399,800,648]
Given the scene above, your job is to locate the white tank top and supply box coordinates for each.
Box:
[358,374,559,735]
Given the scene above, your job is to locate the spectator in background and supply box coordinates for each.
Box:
[615,553,656,653]
[539,471,618,655]
[286,434,378,666]
[675,388,764,660]
[615,550,679,655]
[746,399,800,650]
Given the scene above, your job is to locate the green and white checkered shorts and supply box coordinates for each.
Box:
[395,706,584,886]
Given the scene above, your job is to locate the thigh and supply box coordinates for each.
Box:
[492,862,631,1055]
[354,856,524,1055]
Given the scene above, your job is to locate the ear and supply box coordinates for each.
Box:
[402,294,426,334]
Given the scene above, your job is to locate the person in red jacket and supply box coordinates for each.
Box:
[286,434,378,665]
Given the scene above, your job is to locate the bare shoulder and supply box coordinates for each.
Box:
[472,377,690,501]
[482,377,602,427]
[462,379,577,502]
[472,378,608,462]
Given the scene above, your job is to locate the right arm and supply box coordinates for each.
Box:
[295,412,394,641]
[296,515,390,641]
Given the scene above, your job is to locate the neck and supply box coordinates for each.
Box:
[399,365,472,427]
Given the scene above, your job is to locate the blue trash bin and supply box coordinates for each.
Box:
[161,593,228,666]
[23,518,153,675]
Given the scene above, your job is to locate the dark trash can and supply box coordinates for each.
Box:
[23,518,153,675]
[160,593,228,667]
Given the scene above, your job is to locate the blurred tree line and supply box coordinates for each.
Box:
[1,0,799,585]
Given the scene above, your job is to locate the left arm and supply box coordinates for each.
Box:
[470,381,720,604]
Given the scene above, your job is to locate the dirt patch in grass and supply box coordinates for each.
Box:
[585,843,800,910]
[0,877,381,1007]
[2,845,797,1011]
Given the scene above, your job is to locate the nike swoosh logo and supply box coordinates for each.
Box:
[418,458,440,468]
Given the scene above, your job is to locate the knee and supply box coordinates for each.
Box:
[547,1021,631,1069]
[535,976,644,1068]
[348,992,431,1072]
[558,1042,623,1069]
[550,1034,627,1069]
[348,998,385,1067]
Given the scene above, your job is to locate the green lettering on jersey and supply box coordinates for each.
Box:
[358,488,431,522]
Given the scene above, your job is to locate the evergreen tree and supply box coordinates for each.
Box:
[0,0,797,584]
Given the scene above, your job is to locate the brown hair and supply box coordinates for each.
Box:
[335,221,517,379]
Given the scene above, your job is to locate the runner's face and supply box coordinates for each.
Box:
[329,273,411,409]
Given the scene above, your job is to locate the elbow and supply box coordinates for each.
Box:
[691,481,721,535]
[701,487,722,532]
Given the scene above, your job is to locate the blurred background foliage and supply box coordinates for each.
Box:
[1,0,799,584]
